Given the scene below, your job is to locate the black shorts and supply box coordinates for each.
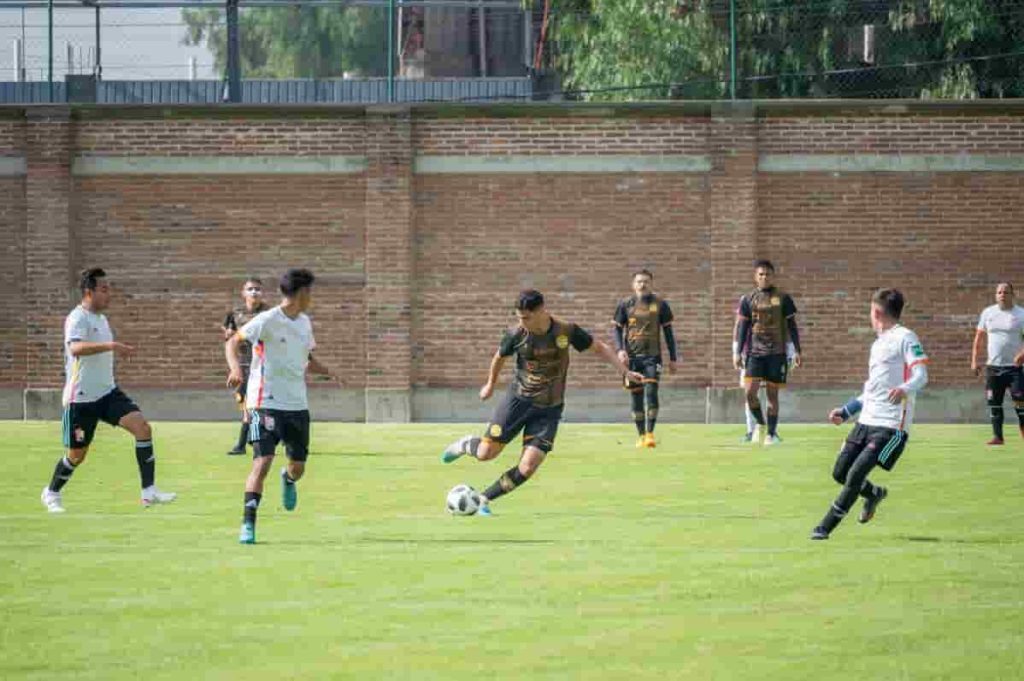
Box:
[62,387,140,449]
[624,356,661,391]
[484,395,563,454]
[248,408,310,462]
[839,423,909,473]
[985,366,1024,401]
[744,353,788,386]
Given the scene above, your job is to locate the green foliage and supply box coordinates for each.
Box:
[182,6,388,79]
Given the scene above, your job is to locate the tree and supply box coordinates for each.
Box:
[182,6,389,79]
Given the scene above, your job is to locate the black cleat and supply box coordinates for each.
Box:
[226,448,246,456]
[858,487,888,524]
[810,526,830,540]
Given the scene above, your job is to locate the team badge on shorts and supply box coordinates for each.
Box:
[74,427,85,442]
[489,424,503,438]
[263,414,276,430]
[556,335,569,349]
[649,303,658,312]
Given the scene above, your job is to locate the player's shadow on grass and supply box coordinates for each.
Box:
[307,451,387,458]
[358,537,557,546]
[900,535,1016,545]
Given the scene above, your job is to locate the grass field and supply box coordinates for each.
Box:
[1,420,1022,680]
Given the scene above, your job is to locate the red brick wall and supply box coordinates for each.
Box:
[1,103,1021,401]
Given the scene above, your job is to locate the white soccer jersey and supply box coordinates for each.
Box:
[858,325,928,432]
[239,306,316,411]
[62,305,116,405]
[977,304,1024,367]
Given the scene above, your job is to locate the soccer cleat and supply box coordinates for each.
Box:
[141,487,177,507]
[741,432,753,444]
[635,436,646,449]
[858,487,888,524]
[40,488,66,514]
[476,501,493,517]
[226,448,246,456]
[765,434,782,446]
[441,435,472,463]
[810,526,830,540]
[750,425,764,445]
[281,468,297,511]
[643,433,657,448]
[239,522,256,544]
[986,437,1005,446]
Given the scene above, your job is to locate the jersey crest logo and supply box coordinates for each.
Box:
[74,427,85,442]
[910,344,925,358]
[770,297,780,306]
[648,303,658,312]
[556,335,569,349]
[489,424,502,438]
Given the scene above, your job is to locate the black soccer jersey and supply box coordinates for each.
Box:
[498,318,593,408]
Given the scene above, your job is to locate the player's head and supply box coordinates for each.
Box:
[632,269,654,297]
[280,268,315,311]
[995,282,1014,307]
[753,259,775,289]
[515,289,549,334]
[871,288,904,330]
[242,277,264,308]
[79,267,110,311]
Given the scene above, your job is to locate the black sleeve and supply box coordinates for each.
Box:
[659,300,674,325]
[736,317,751,352]
[613,325,625,352]
[570,325,594,352]
[663,324,678,362]
[786,315,802,354]
[613,301,628,327]
[498,329,519,357]
[224,312,237,330]
[738,295,752,318]
[783,294,797,318]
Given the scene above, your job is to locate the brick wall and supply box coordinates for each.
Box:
[1,102,1022,417]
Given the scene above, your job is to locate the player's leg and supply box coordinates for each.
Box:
[42,403,99,512]
[813,427,889,539]
[630,386,646,446]
[642,359,660,447]
[764,355,787,444]
[240,410,279,543]
[478,405,560,513]
[228,381,249,456]
[740,369,755,442]
[744,359,766,442]
[986,368,1007,444]
[116,402,175,506]
[279,411,309,512]
[441,395,525,463]
[1010,368,1024,439]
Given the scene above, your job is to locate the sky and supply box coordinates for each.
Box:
[0,6,217,81]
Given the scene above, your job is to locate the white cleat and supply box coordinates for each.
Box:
[441,435,473,464]
[141,487,177,507]
[41,488,66,514]
[764,434,782,446]
[750,425,763,445]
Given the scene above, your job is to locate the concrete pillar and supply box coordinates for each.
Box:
[363,109,414,422]
[706,102,758,419]
[24,107,74,394]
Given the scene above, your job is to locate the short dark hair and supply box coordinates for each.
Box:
[872,288,904,320]
[633,269,654,281]
[753,259,775,273]
[244,277,263,287]
[997,281,1014,293]
[516,289,544,312]
[279,269,315,297]
[79,267,106,294]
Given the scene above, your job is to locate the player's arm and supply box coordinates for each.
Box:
[733,297,751,370]
[889,338,929,403]
[222,312,237,342]
[971,328,986,375]
[589,339,644,385]
[660,301,678,373]
[784,295,802,367]
[612,302,628,363]
[828,394,864,425]
[225,332,245,387]
[68,340,134,358]
[307,353,332,378]
[479,352,507,401]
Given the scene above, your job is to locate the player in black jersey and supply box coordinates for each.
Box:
[221,278,269,455]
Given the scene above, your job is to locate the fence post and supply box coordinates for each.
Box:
[729,0,737,100]
[387,0,396,102]
[48,0,54,102]
[226,0,241,103]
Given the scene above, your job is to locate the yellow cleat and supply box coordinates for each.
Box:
[644,433,657,448]
[635,436,646,449]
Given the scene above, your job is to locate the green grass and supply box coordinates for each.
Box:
[1,421,1022,680]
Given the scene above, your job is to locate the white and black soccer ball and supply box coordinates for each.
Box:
[446,484,481,516]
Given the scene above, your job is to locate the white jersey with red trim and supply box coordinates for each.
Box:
[239,306,316,411]
[858,325,928,432]
[62,305,116,406]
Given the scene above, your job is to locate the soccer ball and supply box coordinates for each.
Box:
[446,484,481,516]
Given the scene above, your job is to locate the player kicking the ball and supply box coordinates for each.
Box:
[441,289,643,515]
[226,269,333,544]
[41,268,176,513]
[811,289,928,540]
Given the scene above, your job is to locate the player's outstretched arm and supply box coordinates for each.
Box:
[829,396,863,425]
[590,340,644,384]
[225,333,244,387]
[479,353,507,401]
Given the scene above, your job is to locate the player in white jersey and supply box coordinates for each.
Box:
[226,268,333,544]
[971,282,1024,446]
[40,268,176,513]
[810,289,928,540]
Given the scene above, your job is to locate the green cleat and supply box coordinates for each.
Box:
[441,435,472,464]
[281,468,297,511]
[239,522,256,544]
